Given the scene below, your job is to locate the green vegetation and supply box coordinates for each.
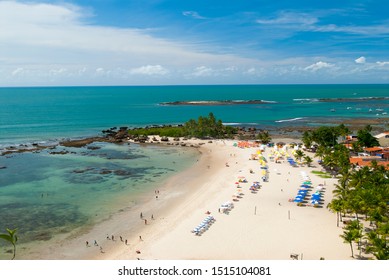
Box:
[128,126,186,138]
[128,113,238,139]
[256,130,272,144]
[0,228,18,260]
[303,124,350,148]
[328,163,389,259]
[303,123,388,259]
[311,170,332,178]
[356,125,380,148]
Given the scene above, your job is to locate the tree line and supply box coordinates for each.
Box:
[301,124,388,259]
[128,112,238,139]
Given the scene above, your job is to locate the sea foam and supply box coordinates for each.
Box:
[275,117,305,123]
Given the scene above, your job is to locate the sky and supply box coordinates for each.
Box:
[0,0,388,86]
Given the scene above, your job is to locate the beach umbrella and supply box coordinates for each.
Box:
[294,198,303,202]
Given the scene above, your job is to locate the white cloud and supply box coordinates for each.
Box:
[182,11,206,19]
[0,1,388,85]
[244,67,265,76]
[0,1,258,85]
[12,67,24,76]
[355,56,366,64]
[376,61,389,66]
[304,61,334,72]
[246,68,257,75]
[130,65,169,76]
[256,11,318,26]
[191,66,215,77]
[256,10,389,37]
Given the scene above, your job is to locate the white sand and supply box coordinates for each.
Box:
[19,137,352,260]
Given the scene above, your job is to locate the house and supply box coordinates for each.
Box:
[375,132,389,147]
[350,156,389,170]
[363,147,384,156]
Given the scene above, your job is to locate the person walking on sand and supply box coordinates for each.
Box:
[144,219,147,225]
[140,212,143,219]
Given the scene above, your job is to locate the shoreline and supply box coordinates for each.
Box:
[1,115,388,157]
[15,137,208,259]
[14,136,352,260]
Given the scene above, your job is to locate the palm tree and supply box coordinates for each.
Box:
[340,230,356,258]
[349,167,369,191]
[257,130,272,144]
[302,131,313,150]
[294,150,305,163]
[303,155,313,167]
[315,145,330,162]
[0,228,18,260]
[328,198,345,227]
[322,152,338,175]
[340,220,361,259]
[365,230,389,260]
[336,123,351,143]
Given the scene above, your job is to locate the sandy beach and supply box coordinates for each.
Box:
[18,137,352,260]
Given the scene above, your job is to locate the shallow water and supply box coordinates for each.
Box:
[0,142,199,254]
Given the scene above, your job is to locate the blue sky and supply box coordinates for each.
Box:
[0,0,388,86]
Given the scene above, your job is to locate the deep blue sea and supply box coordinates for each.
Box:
[0,84,388,257]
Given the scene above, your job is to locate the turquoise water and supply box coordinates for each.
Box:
[0,84,388,145]
[0,84,388,255]
[0,141,198,253]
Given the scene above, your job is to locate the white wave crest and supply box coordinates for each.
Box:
[275,117,305,123]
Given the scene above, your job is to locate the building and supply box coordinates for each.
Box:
[375,132,389,147]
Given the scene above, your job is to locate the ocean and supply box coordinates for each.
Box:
[1,84,388,145]
[0,84,388,257]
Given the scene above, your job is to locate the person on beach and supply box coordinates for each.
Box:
[125,239,128,245]
[144,219,147,225]
[140,212,143,219]
[86,241,89,247]
[139,236,142,241]
[151,214,154,220]
[112,235,114,241]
